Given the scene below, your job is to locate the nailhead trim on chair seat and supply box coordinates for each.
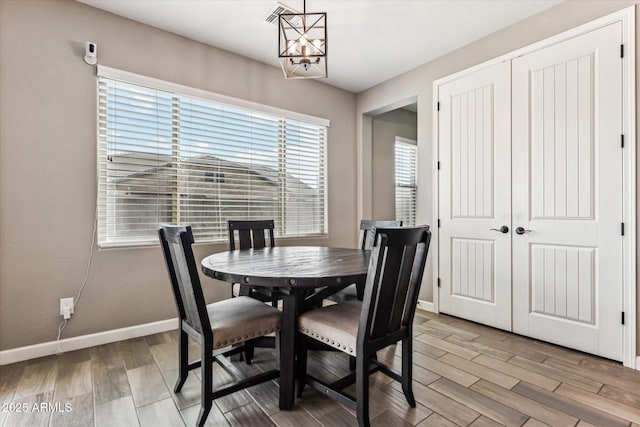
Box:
[297,300,362,357]
[300,326,356,356]
[215,325,281,349]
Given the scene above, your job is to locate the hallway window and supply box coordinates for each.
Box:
[395,138,417,226]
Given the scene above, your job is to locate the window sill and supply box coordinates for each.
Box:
[98,233,330,251]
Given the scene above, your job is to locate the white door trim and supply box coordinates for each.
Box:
[432,6,636,369]
[432,82,440,314]
[620,6,636,370]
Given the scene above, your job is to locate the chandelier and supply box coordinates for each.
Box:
[278,0,327,79]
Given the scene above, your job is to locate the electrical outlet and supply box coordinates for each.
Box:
[60,297,74,318]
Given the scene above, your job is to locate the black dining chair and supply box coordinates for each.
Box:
[159,224,282,427]
[228,219,285,306]
[228,219,286,363]
[296,225,431,427]
[327,219,402,303]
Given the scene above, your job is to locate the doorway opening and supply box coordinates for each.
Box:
[361,97,436,309]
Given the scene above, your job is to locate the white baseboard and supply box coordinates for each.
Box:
[417,300,436,313]
[636,356,640,371]
[0,318,178,365]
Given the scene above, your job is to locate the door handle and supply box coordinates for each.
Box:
[490,226,509,234]
[515,227,532,235]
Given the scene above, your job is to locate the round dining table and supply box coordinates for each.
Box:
[201,246,370,410]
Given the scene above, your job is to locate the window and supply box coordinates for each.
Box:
[395,138,417,226]
[97,67,328,247]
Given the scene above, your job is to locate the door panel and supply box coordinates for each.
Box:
[452,238,494,302]
[438,61,512,331]
[530,244,595,323]
[512,22,623,360]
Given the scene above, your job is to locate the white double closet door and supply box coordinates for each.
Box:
[438,22,623,361]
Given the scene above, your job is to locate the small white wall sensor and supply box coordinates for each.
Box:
[84,42,97,65]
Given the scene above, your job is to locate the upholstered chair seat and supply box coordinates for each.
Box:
[298,300,361,356]
[208,296,281,349]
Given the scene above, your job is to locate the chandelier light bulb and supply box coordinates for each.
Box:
[312,39,323,54]
[299,35,310,57]
[287,39,296,55]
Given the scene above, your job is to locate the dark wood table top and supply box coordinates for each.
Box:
[201,246,370,289]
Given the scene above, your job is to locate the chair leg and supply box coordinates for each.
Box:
[174,327,189,393]
[296,337,308,397]
[356,354,371,427]
[197,342,213,427]
[349,356,356,371]
[244,340,255,365]
[401,337,416,407]
[275,332,281,370]
[350,352,374,373]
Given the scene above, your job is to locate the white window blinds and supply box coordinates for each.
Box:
[395,138,417,227]
[97,69,327,247]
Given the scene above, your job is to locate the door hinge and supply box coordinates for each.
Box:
[437,219,441,228]
[437,278,441,288]
[437,101,440,111]
[621,134,624,148]
[622,311,625,325]
[621,222,625,236]
[621,44,624,58]
[437,161,441,170]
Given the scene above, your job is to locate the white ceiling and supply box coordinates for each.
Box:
[76,0,563,93]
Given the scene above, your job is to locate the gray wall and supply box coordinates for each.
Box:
[357,0,639,354]
[371,109,417,220]
[0,0,357,350]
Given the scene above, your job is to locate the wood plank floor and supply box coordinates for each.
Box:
[1,310,639,426]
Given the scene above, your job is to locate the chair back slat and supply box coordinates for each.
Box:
[403,241,429,325]
[237,229,252,250]
[251,228,267,249]
[387,244,417,332]
[360,226,431,341]
[228,220,275,250]
[368,247,403,338]
[159,225,211,335]
[358,220,402,250]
